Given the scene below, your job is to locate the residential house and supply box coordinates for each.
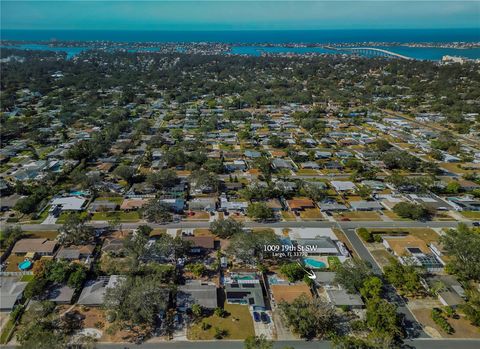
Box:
[177,280,218,311]
[55,244,95,262]
[350,200,383,211]
[286,197,315,212]
[89,200,118,212]
[11,238,57,256]
[46,284,75,304]
[224,273,265,308]
[0,277,28,311]
[331,181,356,192]
[77,275,124,306]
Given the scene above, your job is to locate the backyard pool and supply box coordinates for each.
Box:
[304,258,327,269]
[70,190,87,196]
[18,260,32,271]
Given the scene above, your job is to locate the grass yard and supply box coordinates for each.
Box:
[412,308,480,339]
[25,230,58,239]
[149,228,167,237]
[461,211,480,219]
[192,228,213,236]
[299,208,323,220]
[297,169,319,176]
[370,249,394,269]
[185,211,210,220]
[99,254,133,274]
[334,211,382,221]
[0,319,14,344]
[432,212,454,221]
[4,254,26,272]
[91,211,140,222]
[20,274,34,282]
[95,196,124,204]
[383,210,411,221]
[439,163,476,175]
[27,206,51,223]
[187,304,254,340]
[281,211,296,221]
[369,228,440,244]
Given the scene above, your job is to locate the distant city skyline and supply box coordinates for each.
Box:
[1,1,479,31]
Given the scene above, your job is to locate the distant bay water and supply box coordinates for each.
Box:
[2,28,479,43]
[1,29,480,60]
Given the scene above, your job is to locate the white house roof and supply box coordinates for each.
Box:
[331,181,356,191]
[51,196,86,211]
[288,228,337,241]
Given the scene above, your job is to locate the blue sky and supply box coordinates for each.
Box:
[1,1,479,31]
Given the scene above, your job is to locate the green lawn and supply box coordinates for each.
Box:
[95,196,124,204]
[187,304,255,340]
[461,211,480,220]
[0,319,14,344]
[91,211,140,222]
[20,274,34,282]
[27,206,51,223]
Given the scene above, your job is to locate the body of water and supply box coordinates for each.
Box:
[1,28,479,43]
[231,45,480,60]
[2,29,480,61]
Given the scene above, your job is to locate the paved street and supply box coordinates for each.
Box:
[1,220,466,232]
[4,338,480,349]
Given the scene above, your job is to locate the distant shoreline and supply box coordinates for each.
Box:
[1,28,479,45]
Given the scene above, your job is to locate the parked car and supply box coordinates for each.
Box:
[253,311,261,322]
[472,221,480,227]
[260,312,269,323]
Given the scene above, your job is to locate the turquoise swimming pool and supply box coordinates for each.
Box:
[18,260,32,271]
[304,258,326,269]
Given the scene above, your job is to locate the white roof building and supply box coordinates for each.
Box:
[50,196,86,211]
[288,228,337,241]
[331,181,356,191]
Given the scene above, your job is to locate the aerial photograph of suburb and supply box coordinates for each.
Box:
[0,1,479,348]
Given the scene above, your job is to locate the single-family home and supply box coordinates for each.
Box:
[224,273,265,308]
[77,275,124,306]
[177,280,218,311]
[11,238,57,256]
[0,277,28,311]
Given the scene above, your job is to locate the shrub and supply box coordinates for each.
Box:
[373,234,383,243]
[358,228,373,243]
[431,308,454,334]
[201,322,211,331]
[213,327,228,339]
[214,307,227,318]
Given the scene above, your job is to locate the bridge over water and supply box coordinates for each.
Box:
[325,46,413,60]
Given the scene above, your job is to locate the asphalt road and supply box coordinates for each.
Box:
[1,220,465,232]
[4,339,480,349]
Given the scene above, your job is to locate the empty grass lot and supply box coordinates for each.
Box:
[187,304,254,340]
[281,211,296,221]
[461,211,480,219]
[299,208,323,220]
[334,211,382,221]
[91,211,140,222]
[369,228,439,244]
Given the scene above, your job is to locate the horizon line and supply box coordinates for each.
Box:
[2,27,479,32]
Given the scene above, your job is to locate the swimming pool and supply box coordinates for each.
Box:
[304,258,327,269]
[18,260,32,271]
[70,190,86,196]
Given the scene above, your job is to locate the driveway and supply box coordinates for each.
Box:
[41,214,58,224]
[250,309,274,339]
[272,309,296,340]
